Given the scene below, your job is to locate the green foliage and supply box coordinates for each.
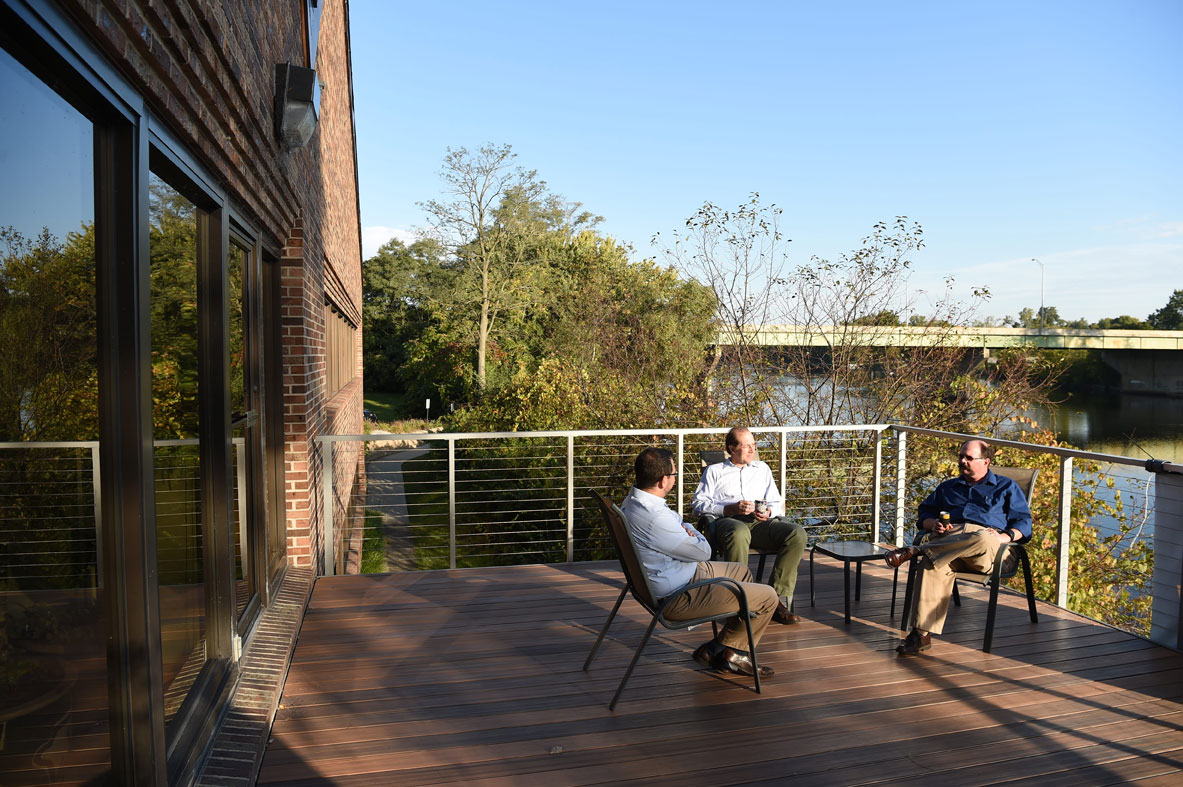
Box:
[0,223,98,441]
[1147,288,1183,330]
[1095,314,1151,330]
[362,237,450,402]
[848,309,902,326]
[360,510,386,574]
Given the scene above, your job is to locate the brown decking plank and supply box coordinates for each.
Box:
[258,562,1183,786]
[260,674,1176,778]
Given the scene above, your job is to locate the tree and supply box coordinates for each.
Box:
[662,200,1046,434]
[0,224,97,441]
[1095,315,1151,330]
[362,236,450,399]
[1147,289,1183,330]
[849,310,902,326]
[420,144,596,392]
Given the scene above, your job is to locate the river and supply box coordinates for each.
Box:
[1031,392,1183,463]
[1028,392,1183,541]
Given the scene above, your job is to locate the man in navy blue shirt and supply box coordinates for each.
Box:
[883,439,1032,655]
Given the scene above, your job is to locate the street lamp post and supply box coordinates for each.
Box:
[1032,258,1045,332]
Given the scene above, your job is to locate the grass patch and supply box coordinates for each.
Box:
[364,391,439,434]
[360,509,386,574]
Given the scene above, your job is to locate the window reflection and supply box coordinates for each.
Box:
[149,172,207,727]
[0,45,108,781]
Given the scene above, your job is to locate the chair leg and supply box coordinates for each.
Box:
[1020,551,1039,623]
[755,553,768,583]
[609,615,661,711]
[952,581,961,607]
[890,564,899,619]
[584,586,627,671]
[739,590,761,695]
[983,578,1002,653]
[901,562,917,631]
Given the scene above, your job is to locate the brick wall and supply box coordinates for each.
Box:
[60,0,364,570]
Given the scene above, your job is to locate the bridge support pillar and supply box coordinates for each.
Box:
[1100,350,1183,398]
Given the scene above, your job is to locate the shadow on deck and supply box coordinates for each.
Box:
[258,559,1183,786]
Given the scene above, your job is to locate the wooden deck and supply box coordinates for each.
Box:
[258,558,1183,786]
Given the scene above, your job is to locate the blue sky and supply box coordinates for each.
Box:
[350,0,1181,323]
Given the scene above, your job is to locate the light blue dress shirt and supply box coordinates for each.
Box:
[620,486,711,599]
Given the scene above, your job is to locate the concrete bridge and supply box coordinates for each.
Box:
[719,325,1183,397]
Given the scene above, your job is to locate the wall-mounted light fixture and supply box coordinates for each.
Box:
[274,63,318,150]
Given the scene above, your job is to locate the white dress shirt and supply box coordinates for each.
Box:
[620,486,711,598]
[691,458,785,519]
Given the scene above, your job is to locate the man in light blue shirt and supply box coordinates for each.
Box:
[621,447,779,677]
[692,427,807,624]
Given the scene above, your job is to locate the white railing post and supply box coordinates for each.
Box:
[872,433,882,542]
[676,432,685,517]
[321,438,334,576]
[566,435,575,562]
[448,438,457,570]
[779,430,787,503]
[1056,456,1073,607]
[894,430,907,546]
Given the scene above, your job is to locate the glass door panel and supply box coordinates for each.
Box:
[229,238,262,626]
[148,171,207,728]
[0,44,109,782]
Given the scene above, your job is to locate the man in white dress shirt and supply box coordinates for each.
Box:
[621,447,778,677]
[692,427,807,624]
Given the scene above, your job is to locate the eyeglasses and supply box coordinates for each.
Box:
[958,454,985,461]
[664,471,677,477]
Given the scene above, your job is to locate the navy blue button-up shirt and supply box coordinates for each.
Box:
[917,470,1032,540]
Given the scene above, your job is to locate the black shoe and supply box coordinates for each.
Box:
[712,646,775,677]
[692,641,718,669]
[895,628,932,656]
[772,602,800,625]
[884,546,923,568]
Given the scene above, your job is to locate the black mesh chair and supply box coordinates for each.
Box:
[582,489,763,710]
[697,450,779,582]
[895,467,1040,653]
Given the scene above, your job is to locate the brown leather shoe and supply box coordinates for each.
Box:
[692,641,719,669]
[772,602,800,625]
[883,545,923,568]
[712,646,775,677]
[895,628,932,656]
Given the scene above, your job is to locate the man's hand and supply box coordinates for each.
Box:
[724,500,754,517]
[753,507,770,522]
[682,523,701,538]
[923,517,955,535]
[991,528,1013,543]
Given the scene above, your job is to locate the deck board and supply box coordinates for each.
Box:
[259,559,1183,786]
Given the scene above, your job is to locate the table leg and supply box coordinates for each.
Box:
[855,561,863,601]
[843,560,852,623]
[809,548,816,607]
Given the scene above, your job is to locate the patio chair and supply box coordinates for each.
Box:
[697,450,779,582]
[895,466,1040,653]
[582,489,763,710]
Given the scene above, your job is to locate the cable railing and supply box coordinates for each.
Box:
[0,438,249,589]
[323,424,1177,645]
[1,424,1174,645]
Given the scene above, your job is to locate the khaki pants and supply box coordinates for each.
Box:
[661,561,779,651]
[913,523,1007,635]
